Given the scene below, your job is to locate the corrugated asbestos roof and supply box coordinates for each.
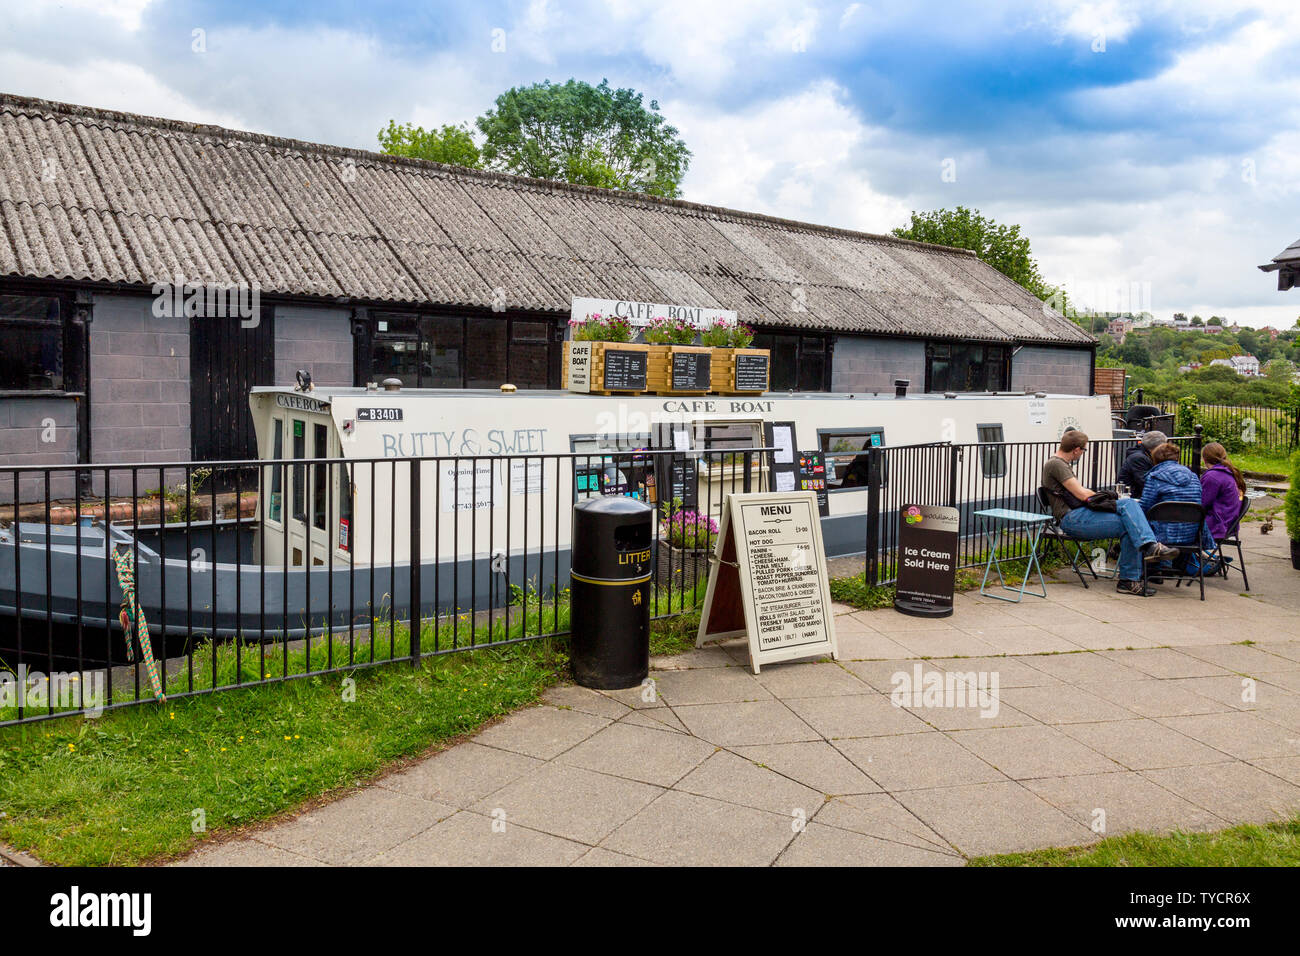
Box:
[0,92,1094,346]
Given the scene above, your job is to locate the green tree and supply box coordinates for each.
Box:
[1207,316,1223,326]
[892,206,1052,299]
[1190,315,1203,327]
[1117,339,1152,368]
[474,79,691,197]
[377,120,482,168]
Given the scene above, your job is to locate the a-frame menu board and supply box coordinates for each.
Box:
[696,491,838,674]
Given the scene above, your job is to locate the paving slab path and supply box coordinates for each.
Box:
[178,525,1300,866]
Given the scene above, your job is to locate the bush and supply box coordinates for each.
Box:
[569,313,633,342]
[1287,451,1300,542]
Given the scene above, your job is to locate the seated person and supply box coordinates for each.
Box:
[1117,430,1165,496]
[1042,430,1177,597]
[1200,442,1247,541]
[1139,443,1216,551]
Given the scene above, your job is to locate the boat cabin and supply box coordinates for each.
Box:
[248,384,1113,570]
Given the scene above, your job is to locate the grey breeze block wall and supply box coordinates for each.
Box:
[90,293,190,494]
[831,336,927,394]
[274,305,353,388]
[0,396,79,503]
[1011,346,1093,395]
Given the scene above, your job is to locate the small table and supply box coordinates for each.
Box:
[973,508,1051,603]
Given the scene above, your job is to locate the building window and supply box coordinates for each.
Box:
[926,343,1008,393]
[976,423,1007,478]
[752,332,829,392]
[365,314,557,389]
[0,294,64,391]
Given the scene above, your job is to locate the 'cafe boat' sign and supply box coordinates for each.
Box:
[569,296,737,329]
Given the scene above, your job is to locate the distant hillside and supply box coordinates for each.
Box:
[1081,315,1300,405]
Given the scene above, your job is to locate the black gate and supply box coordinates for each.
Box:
[190,306,274,461]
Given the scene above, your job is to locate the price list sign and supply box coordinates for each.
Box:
[696,491,838,673]
[670,350,711,391]
[601,349,648,391]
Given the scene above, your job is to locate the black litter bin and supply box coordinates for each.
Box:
[569,496,653,689]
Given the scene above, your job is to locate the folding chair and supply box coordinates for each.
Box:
[1141,501,1208,601]
[1036,487,1106,588]
[1212,496,1250,591]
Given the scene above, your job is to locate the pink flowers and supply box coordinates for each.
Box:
[663,509,719,551]
[700,319,756,348]
[642,316,698,345]
[571,312,634,342]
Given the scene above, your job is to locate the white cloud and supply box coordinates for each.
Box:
[670,80,909,233]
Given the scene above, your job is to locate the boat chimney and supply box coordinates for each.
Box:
[381,377,402,392]
[894,378,910,398]
[500,383,517,393]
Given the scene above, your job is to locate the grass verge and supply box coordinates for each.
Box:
[970,818,1300,866]
[0,584,704,866]
[830,545,1072,611]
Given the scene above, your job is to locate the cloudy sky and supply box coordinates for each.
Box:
[4,0,1298,326]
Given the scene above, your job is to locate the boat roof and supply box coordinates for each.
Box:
[250,386,1088,403]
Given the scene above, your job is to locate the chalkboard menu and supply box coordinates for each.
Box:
[665,458,699,509]
[734,353,770,391]
[602,349,648,391]
[671,351,711,391]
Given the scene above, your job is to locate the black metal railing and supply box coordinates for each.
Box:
[1,447,768,725]
[860,433,1202,586]
[1,431,1208,724]
[1153,401,1299,456]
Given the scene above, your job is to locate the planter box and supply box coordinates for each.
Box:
[1292,539,1300,571]
[563,341,650,394]
[711,347,771,395]
[655,538,712,592]
[647,345,712,395]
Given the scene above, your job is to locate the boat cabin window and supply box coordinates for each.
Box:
[268,418,284,523]
[291,419,307,521]
[312,423,329,531]
[977,423,1007,479]
[570,433,652,500]
[818,427,885,490]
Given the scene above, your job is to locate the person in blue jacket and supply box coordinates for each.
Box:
[1139,443,1215,551]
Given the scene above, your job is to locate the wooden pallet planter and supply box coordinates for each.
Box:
[647,345,713,396]
[563,341,650,394]
[710,348,771,395]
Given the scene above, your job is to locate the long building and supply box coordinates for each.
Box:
[0,92,1095,479]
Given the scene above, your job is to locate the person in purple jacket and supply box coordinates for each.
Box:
[1200,442,1247,540]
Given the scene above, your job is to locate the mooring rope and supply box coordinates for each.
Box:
[112,546,165,702]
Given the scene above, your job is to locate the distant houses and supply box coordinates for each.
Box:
[1208,355,1262,377]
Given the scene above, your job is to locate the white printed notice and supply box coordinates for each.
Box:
[1028,396,1048,426]
[771,424,794,465]
[774,471,796,492]
[507,458,547,496]
[440,461,496,512]
[696,491,838,673]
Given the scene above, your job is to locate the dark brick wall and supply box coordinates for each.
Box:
[1011,346,1093,395]
[274,305,352,387]
[831,336,927,394]
[88,293,190,496]
[0,397,79,502]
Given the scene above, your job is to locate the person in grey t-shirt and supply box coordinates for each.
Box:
[1041,430,1177,596]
